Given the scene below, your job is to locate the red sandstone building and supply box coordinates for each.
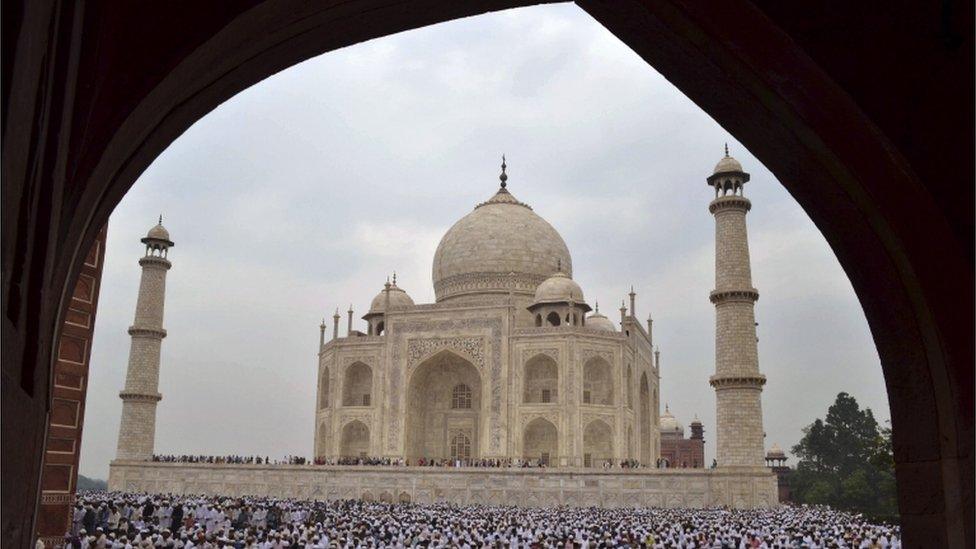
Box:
[765,444,792,503]
[658,406,705,468]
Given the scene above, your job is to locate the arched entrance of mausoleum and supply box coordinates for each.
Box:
[404,350,482,462]
[339,420,370,459]
[583,419,613,468]
[522,418,558,466]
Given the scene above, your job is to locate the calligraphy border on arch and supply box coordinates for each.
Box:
[580,347,614,364]
[340,354,379,368]
[406,337,486,374]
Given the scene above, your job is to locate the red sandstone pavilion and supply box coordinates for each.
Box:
[106,153,778,509]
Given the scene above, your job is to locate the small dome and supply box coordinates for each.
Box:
[659,405,685,435]
[141,217,173,247]
[766,443,786,458]
[713,154,743,175]
[368,281,415,314]
[147,223,170,240]
[585,303,616,332]
[533,271,585,304]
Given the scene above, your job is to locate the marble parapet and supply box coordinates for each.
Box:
[108,461,777,509]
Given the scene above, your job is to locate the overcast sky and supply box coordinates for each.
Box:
[79,4,889,479]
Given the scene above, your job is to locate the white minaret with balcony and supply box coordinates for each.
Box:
[707,147,767,468]
[115,217,173,460]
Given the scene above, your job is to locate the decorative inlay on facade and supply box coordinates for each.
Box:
[581,412,617,430]
[580,348,614,365]
[514,327,625,338]
[407,337,486,373]
[339,413,373,428]
[520,348,559,364]
[519,412,561,430]
[434,272,546,302]
[341,355,378,368]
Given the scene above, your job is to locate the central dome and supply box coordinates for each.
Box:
[432,169,572,303]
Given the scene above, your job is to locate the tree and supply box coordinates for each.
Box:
[77,474,107,491]
[790,392,897,519]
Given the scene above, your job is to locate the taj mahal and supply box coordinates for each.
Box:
[315,157,660,468]
[108,150,777,508]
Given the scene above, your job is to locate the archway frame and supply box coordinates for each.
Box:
[341,361,374,407]
[521,415,560,464]
[522,352,559,405]
[403,349,485,461]
[3,1,971,546]
[338,419,371,458]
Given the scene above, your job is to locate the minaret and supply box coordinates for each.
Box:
[116,217,174,460]
[319,319,326,351]
[707,146,766,468]
[347,305,353,335]
[332,309,340,340]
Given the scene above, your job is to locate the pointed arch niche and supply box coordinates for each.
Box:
[405,350,482,461]
[523,354,558,404]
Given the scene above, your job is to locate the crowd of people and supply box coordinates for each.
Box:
[151,456,309,466]
[151,455,657,470]
[63,491,901,548]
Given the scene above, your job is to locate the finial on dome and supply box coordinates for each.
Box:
[392,271,397,285]
[158,214,163,224]
[594,300,599,313]
[665,403,670,413]
[499,155,508,188]
[557,258,562,272]
[724,143,729,157]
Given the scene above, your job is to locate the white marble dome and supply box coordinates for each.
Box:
[534,271,584,304]
[585,306,616,332]
[713,154,743,174]
[659,405,685,436]
[432,185,572,302]
[368,282,415,313]
[146,221,170,241]
[766,443,786,458]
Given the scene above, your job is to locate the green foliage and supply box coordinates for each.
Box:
[790,392,898,519]
[77,474,107,491]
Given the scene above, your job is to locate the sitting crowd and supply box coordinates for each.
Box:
[62,490,902,548]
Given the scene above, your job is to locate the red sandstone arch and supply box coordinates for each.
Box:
[3,1,971,546]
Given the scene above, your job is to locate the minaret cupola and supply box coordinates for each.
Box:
[707,144,751,198]
[141,215,174,257]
